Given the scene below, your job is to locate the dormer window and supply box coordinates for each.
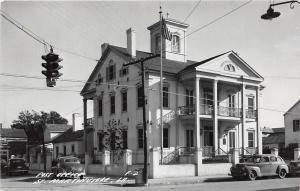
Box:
[224,64,235,72]
[172,34,180,53]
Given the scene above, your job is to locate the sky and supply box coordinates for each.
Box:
[1,0,300,130]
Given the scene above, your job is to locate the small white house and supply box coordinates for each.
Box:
[284,100,300,147]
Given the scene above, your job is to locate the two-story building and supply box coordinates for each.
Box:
[81,17,264,177]
[284,100,300,147]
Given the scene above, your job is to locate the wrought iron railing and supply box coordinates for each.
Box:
[161,147,196,164]
[202,146,213,157]
[218,106,241,117]
[157,110,176,125]
[202,147,230,163]
[246,109,257,119]
[200,104,213,115]
[110,150,124,164]
[177,106,195,116]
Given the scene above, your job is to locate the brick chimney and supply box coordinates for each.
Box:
[126,28,136,58]
[101,43,109,55]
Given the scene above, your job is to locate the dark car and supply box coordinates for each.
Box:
[51,156,85,179]
[288,157,300,176]
[230,154,289,180]
[4,158,29,175]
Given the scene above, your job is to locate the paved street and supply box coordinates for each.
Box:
[1,174,300,191]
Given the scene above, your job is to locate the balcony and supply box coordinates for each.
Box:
[177,105,195,116]
[246,109,257,119]
[218,106,241,118]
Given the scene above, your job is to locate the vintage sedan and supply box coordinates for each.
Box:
[4,158,29,175]
[288,157,300,176]
[230,154,288,180]
[51,156,85,179]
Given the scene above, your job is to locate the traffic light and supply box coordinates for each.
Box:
[41,52,63,87]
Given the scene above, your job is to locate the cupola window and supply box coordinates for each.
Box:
[172,34,180,53]
[224,64,235,72]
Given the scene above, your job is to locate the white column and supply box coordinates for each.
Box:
[241,84,246,155]
[195,77,202,175]
[256,87,262,154]
[213,80,218,155]
[195,77,201,149]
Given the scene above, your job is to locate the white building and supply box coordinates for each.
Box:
[284,100,300,147]
[80,18,264,177]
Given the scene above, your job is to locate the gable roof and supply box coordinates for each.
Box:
[80,44,196,95]
[45,124,72,132]
[0,128,27,138]
[284,99,300,116]
[52,128,84,143]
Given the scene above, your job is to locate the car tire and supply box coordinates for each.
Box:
[278,169,287,179]
[248,170,257,181]
[79,175,83,180]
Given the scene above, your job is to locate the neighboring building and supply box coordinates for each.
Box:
[52,128,85,159]
[262,127,285,149]
[0,125,27,160]
[284,100,300,147]
[81,18,264,168]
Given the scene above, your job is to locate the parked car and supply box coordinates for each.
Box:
[288,157,300,176]
[51,156,85,179]
[1,159,7,173]
[4,158,29,175]
[230,154,289,180]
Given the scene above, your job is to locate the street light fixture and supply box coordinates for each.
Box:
[261,0,300,20]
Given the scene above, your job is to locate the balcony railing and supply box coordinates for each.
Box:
[218,106,241,118]
[177,105,195,116]
[246,109,257,119]
[200,104,213,115]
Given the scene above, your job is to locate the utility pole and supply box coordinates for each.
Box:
[123,54,159,185]
[41,122,46,172]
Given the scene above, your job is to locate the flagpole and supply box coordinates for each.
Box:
[159,6,163,164]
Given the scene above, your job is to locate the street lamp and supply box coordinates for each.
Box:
[261,0,300,20]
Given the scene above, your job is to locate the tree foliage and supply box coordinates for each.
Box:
[11,110,68,143]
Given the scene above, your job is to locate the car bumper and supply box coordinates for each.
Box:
[230,169,248,177]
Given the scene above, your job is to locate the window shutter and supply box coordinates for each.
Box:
[106,67,109,81]
[113,65,116,80]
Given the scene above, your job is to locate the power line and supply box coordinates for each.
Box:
[183,0,202,23]
[0,9,98,62]
[186,0,253,38]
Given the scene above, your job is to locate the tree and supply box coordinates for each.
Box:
[11,110,68,172]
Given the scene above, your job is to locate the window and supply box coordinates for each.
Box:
[248,131,254,148]
[155,35,161,53]
[98,98,103,116]
[96,74,103,85]
[248,97,254,110]
[204,89,213,106]
[71,145,75,153]
[172,34,180,53]
[228,94,235,108]
[229,132,235,148]
[137,86,143,108]
[110,94,115,114]
[224,64,235,72]
[63,145,66,156]
[185,89,193,107]
[163,86,169,108]
[110,132,116,150]
[119,67,129,77]
[122,130,128,149]
[223,138,226,145]
[186,130,194,147]
[56,146,59,157]
[98,133,104,151]
[293,120,300,132]
[270,156,277,162]
[137,129,144,149]
[163,128,169,148]
[122,91,127,112]
[106,62,116,81]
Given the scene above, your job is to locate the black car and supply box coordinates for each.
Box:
[4,158,29,175]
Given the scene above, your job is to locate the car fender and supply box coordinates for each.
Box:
[246,166,262,177]
[277,165,289,174]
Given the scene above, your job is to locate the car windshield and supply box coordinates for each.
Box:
[64,158,80,163]
[10,159,25,165]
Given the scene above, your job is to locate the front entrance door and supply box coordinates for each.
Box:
[229,131,236,152]
[203,126,213,156]
[186,129,194,148]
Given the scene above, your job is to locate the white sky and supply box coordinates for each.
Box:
[1,0,300,129]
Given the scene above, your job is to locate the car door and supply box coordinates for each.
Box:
[258,156,272,175]
[269,156,279,175]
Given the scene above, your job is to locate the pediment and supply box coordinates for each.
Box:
[195,52,263,79]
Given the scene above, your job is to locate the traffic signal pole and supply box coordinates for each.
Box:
[123,54,159,185]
